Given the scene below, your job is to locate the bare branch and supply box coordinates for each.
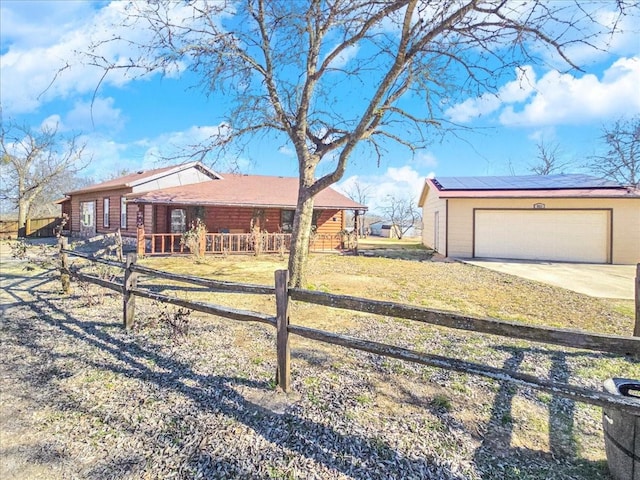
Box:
[586,116,640,187]
[1,120,90,231]
[72,0,630,286]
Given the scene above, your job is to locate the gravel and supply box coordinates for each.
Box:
[1,250,635,479]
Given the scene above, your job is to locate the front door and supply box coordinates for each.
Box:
[80,201,96,237]
[170,208,187,233]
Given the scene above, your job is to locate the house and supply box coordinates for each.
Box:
[418,174,640,264]
[369,221,402,238]
[59,162,367,253]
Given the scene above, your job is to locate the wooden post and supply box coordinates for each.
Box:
[25,218,31,237]
[199,229,206,257]
[115,228,123,262]
[275,269,291,392]
[634,263,640,337]
[58,236,70,294]
[123,253,138,330]
[137,226,145,257]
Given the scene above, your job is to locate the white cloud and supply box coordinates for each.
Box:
[413,151,438,168]
[140,124,233,169]
[57,123,236,182]
[40,114,63,132]
[527,127,557,143]
[278,145,295,157]
[81,136,130,181]
[0,2,201,115]
[446,66,536,123]
[500,57,640,126]
[542,7,640,67]
[65,97,123,131]
[325,44,360,69]
[337,165,427,213]
[447,58,640,127]
[0,1,96,50]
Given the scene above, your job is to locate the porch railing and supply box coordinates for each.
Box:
[136,228,356,256]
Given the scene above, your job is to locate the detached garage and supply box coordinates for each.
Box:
[418,175,640,264]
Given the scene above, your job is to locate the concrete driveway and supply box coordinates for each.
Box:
[463,259,637,299]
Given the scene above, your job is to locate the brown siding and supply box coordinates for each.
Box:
[263,209,282,233]
[155,205,168,233]
[69,188,134,236]
[131,204,349,251]
[143,205,154,232]
[204,206,259,233]
[125,199,137,232]
[204,207,344,235]
[61,200,72,231]
[316,209,342,235]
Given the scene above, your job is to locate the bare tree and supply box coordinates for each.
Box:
[380,194,421,240]
[0,121,89,236]
[82,0,631,286]
[530,139,572,175]
[587,116,639,187]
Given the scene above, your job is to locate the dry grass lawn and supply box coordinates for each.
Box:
[1,239,638,479]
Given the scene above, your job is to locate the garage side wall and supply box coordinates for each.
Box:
[421,188,447,254]
[612,198,640,263]
[446,197,639,264]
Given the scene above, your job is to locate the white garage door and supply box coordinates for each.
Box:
[474,210,610,263]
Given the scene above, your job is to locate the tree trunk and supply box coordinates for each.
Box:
[287,187,315,288]
[17,199,29,238]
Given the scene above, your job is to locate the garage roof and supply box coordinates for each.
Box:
[432,174,621,191]
[419,174,640,205]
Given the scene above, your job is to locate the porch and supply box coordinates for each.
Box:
[135,228,357,256]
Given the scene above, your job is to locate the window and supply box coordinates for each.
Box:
[281,210,295,233]
[281,209,321,233]
[103,198,110,227]
[171,209,187,233]
[312,210,321,230]
[120,197,127,229]
[81,201,95,228]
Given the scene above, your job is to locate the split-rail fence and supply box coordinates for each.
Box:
[58,237,640,416]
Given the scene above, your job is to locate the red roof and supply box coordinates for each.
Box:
[128,173,367,210]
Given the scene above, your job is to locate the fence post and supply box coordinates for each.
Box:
[123,253,138,330]
[115,228,124,262]
[275,269,291,392]
[634,263,639,337]
[199,228,206,257]
[58,236,70,294]
[137,226,145,257]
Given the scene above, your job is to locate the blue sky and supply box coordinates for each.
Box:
[1,1,639,212]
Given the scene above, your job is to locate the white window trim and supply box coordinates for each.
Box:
[103,198,110,227]
[120,197,127,229]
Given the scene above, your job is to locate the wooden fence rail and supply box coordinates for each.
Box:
[130,287,276,327]
[131,264,276,295]
[289,288,639,357]
[288,324,640,413]
[57,242,640,416]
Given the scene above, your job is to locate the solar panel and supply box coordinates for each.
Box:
[434,174,621,190]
